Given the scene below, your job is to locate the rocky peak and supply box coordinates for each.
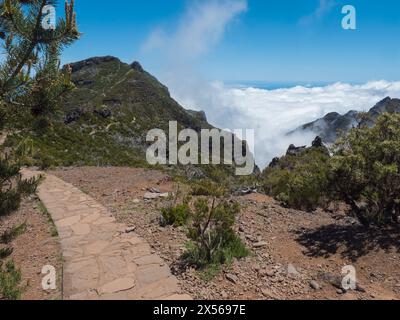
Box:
[268,136,329,168]
[323,112,341,122]
[186,110,208,123]
[290,97,400,144]
[312,136,324,148]
[68,56,121,73]
[130,61,144,73]
[287,144,307,157]
[369,97,400,117]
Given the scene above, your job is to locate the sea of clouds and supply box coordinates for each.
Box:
[166,79,400,168]
[140,0,400,168]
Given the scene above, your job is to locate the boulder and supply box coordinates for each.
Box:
[287,144,307,156]
[225,273,239,284]
[94,108,112,119]
[64,108,84,124]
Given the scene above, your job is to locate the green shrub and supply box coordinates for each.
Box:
[0,223,27,245]
[190,179,227,197]
[0,260,23,300]
[0,157,39,217]
[330,113,400,226]
[0,247,13,260]
[31,117,51,136]
[262,147,330,211]
[183,199,249,269]
[161,203,191,227]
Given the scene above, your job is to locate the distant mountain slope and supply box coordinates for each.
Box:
[7,56,255,180]
[289,97,400,143]
[63,56,212,133]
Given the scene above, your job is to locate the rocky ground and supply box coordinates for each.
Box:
[0,197,62,300]
[52,166,400,300]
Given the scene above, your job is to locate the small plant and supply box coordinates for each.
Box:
[0,247,13,260]
[330,113,400,226]
[183,198,249,269]
[161,201,191,227]
[0,223,27,245]
[0,260,23,300]
[190,179,227,197]
[160,185,191,227]
[0,157,40,217]
[262,147,330,211]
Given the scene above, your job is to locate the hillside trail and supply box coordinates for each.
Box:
[20,168,191,300]
[52,167,400,300]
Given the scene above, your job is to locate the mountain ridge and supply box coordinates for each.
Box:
[11,55,258,179]
[289,97,400,143]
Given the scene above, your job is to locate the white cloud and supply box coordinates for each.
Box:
[299,0,337,25]
[140,0,400,169]
[168,80,400,168]
[142,0,247,60]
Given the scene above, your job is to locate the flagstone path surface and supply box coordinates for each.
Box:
[22,169,191,300]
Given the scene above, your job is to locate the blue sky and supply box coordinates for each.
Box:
[61,0,400,83]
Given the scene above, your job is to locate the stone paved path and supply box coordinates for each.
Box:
[22,169,191,300]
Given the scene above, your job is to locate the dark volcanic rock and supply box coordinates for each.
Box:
[94,108,112,119]
[312,136,324,148]
[130,61,144,73]
[64,108,84,124]
[68,56,120,73]
[290,97,400,144]
[268,157,280,168]
[72,79,93,86]
[186,110,208,123]
[287,144,307,156]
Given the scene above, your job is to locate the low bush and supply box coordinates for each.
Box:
[183,199,249,269]
[0,260,23,300]
[0,157,39,217]
[0,223,27,245]
[161,202,191,227]
[330,113,400,226]
[0,247,13,260]
[262,147,330,211]
[190,179,227,197]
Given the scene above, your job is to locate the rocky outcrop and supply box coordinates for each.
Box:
[290,97,400,143]
[130,61,144,73]
[268,136,328,168]
[286,144,307,157]
[68,56,120,73]
[64,108,84,124]
[93,108,112,119]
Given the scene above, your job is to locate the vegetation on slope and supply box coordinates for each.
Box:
[0,0,79,299]
[263,113,400,227]
[262,145,330,211]
[3,56,252,183]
